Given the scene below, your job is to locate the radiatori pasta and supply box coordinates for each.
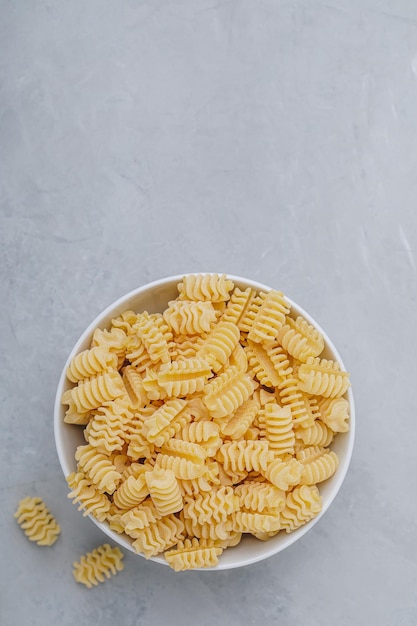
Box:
[62,273,351,571]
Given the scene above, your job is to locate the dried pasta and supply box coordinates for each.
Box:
[73,544,124,588]
[62,273,350,570]
[14,497,60,546]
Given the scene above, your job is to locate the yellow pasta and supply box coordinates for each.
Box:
[197,321,240,373]
[62,274,350,570]
[14,497,60,546]
[280,485,322,532]
[178,274,234,302]
[146,467,183,516]
[72,544,124,588]
[163,300,218,335]
[165,538,223,571]
[297,357,350,398]
[277,316,325,362]
[66,472,111,521]
[66,346,118,383]
[157,358,212,397]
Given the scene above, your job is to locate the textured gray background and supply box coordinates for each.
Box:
[1,0,417,624]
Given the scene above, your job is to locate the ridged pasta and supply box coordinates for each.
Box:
[133,312,170,364]
[318,397,350,432]
[181,514,233,541]
[163,300,218,335]
[91,327,127,368]
[165,538,223,571]
[122,366,148,409]
[178,274,234,302]
[125,417,155,461]
[216,441,273,473]
[296,446,327,463]
[297,357,350,398]
[232,511,282,534]
[111,310,140,334]
[113,474,149,510]
[146,467,183,516]
[121,501,161,538]
[221,287,258,331]
[203,366,257,419]
[157,358,212,397]
[155,454,206,479]
[295,420,334,447]
[277,377,315,429]
[105,504,125,534]
[176,421,222,457]
[142,399,192,447]
[244,340,282,387]
[299,451,339,485]
[86,399,132,454]
[66,472,111,521]
[183,486,239,524]
[196,321,240,373]
[161,438,207,465]
[234,482,285,513]
[247,291,291,344]
[277,316,324,362]
[217,397,260,440]
[262,403,295,455]
[125,338,154,372]
[75,444,122,494]
[228,343,248,373]
[132,514,185,558]
[66,346,118,383]
[72,544,124,588]
[263,458,304,491]
[14,497,61,546]
[280,485,322,532]
[62,370,125,414]
[169,334,205,360]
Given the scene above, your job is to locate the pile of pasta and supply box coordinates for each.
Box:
[62,274,350,571]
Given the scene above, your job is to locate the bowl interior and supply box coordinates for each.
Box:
[54,274,355,570]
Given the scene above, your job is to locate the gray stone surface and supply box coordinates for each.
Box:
[1,0,417,624]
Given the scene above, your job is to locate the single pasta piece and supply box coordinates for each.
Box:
[276,316,324,362]
[217,397,260,440]
[155,454,206,480]
[62,370,125,414]
[160,439,207,465]
[280,485,322,532]
[169,334,205,360]
[133,312,170,364]
[72,544,124,588]
[122,366,148,409]
[125,338,154,373]
[318,397,350,433]
[216,441,273,474]
[196,321,240,373]
[203,366,257,419]
[234,481,286,514]
[178,274,234,302]
[228,343,248,373]
[221,287,258,331]
[113,474,149,510]
[105,504,125,534]
[121,500,161,538]
[86,398,132,454]
[75,444,122,494]
[176,421,222,457]
[132,514,185,558]
[262,403,295,455]
[299,451,339,485]
[141,399,192,447]
[181,514,233,541]
[296,446,327,464]
[91,327,127,367]
[111,310,140,334]
[297,357,350,398]
[66,346,118,383]
[183,486,239,524]
[146,467,183,516]
[277,377,315,429]
[247,291,291,344]
[165,538,223,571]
[14,497,60,546]
[263,457,304,491]
[244,340,282,387]
[66,472,111,521]
[232,511,282,534]
[295,420,334,448]
[163,300,218,335]
[157,358,212,397]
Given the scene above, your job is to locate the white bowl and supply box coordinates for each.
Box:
[54,274,355,570]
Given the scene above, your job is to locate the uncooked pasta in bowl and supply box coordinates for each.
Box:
[54,274,354,571]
